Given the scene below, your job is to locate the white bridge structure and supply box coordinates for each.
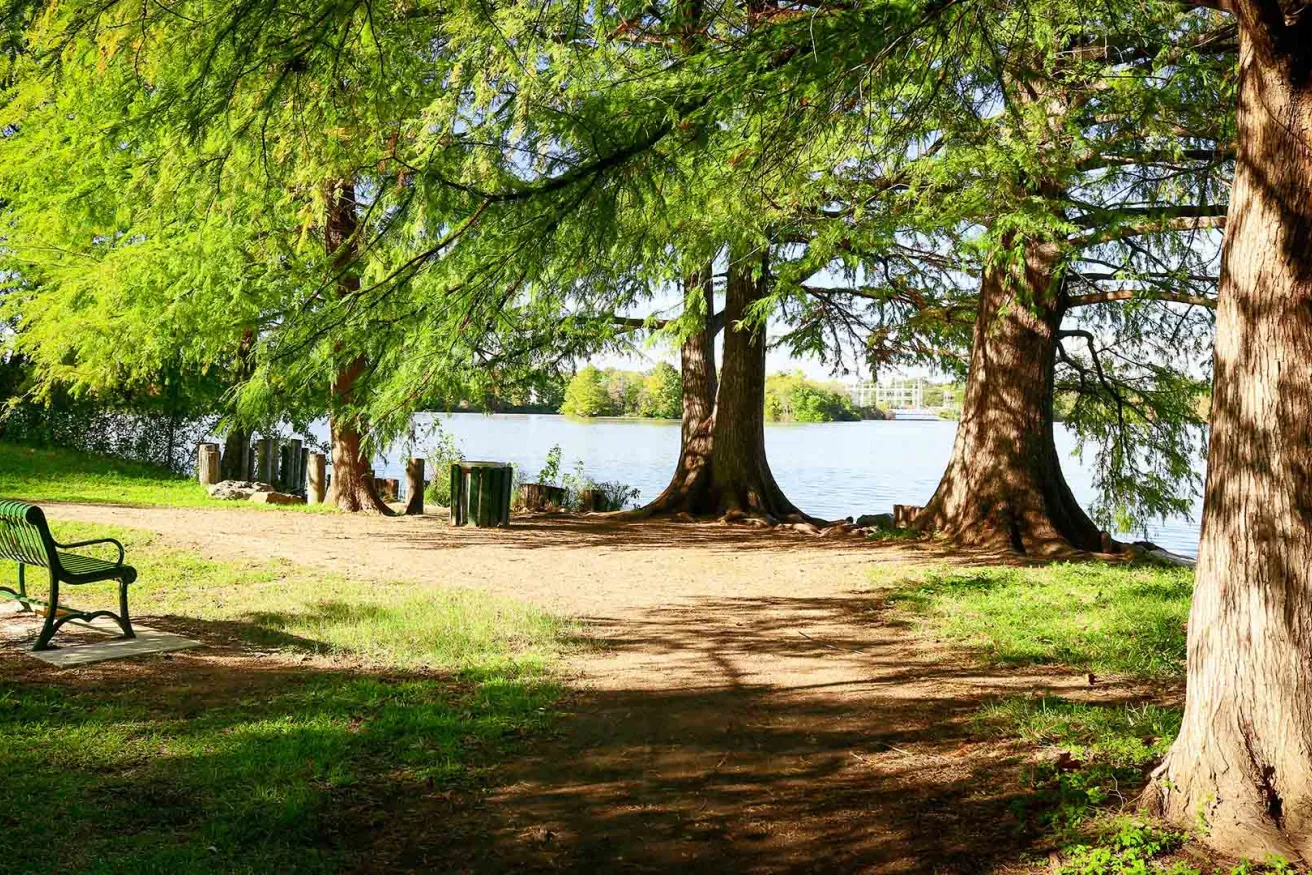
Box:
[847,381,922,409]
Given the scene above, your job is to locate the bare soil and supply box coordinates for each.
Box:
[26,504,1156,872]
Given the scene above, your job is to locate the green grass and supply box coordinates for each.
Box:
[0,441,330,510]
[875,561,1194,680]
[975,696,1179,833]
[876,561,1207,869]
[0,521,577,873]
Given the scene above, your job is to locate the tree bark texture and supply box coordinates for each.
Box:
[637,266,718,515]
[1146,16,1312,860]
[323,179,393,514]
[913,238,1102,555]
[705,249,814,524]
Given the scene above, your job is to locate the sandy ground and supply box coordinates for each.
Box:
[31,503,1142,872]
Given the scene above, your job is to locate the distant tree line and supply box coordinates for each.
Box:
[561,365,871,424]
[560,364,682,419]
[763,372,863,423]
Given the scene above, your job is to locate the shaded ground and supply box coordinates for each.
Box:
[29,505,1152,872]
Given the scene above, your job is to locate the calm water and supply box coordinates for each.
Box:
[318,413,1205,556]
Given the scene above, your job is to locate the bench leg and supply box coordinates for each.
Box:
[15,564,32,612]
[117,579,135,640]
[33,572,58,651]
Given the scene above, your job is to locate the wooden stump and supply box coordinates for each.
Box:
[306,453,327,505]
[575,488,601,512]
[519,483,567,511]
[374,477,399,502]
[197,443,221,486]
[405,457,425,516]
[451,462,513,527]
[893,504,922,528]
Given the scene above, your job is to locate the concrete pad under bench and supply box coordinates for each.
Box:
[27,626,201,667]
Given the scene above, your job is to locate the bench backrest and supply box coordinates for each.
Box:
[0,501,55,568]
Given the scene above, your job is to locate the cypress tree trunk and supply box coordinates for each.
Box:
[635,266,718,514]
[1145,20,1312,858]
[913,238,1102,555]
[628,252,819,525]
[323,179,393,514]
[220,427,251,480]
[705,249,815,524]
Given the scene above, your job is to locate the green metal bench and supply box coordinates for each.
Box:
[0,500,136,651]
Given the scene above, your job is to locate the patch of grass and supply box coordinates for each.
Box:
[1054,816,1298,875]
[876,562,1193,680]
[2,521,577,673]
[0,521,577,873]
[975,697,1179,833]
[0,442,331,511]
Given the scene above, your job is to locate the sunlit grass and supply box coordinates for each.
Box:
[0,521,577,873]
[0,442,332,511]
[874,561,1193,680]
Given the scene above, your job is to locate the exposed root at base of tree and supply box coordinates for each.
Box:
[603,505,847,535]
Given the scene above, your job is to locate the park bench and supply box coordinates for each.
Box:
[0,500,136,651]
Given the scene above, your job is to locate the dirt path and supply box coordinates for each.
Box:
[43,504,1109,872]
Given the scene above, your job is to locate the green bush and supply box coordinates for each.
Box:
[764,371,860,422]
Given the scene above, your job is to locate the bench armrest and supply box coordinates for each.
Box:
[54,537,125,565]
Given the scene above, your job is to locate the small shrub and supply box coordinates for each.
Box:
[422,426,464,507]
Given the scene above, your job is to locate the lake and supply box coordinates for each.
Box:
[320,412,1206,557]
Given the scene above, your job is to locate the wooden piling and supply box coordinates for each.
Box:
[306,453,327,504]
[197,443,221,486]
[405,458,425,515]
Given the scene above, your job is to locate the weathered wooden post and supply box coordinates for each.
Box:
[306,453,327,504]
[278,444,294,492]
[196,443,221,486]
[254,438,276,483]
[405,457,425,515]
[450,461,512,527]
[298,447,309,496]
[519,482,567,511]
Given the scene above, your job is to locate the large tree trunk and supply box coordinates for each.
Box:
[323,179,393,514]
[913,238,1102,555]
[635,266,718,515]
[1144,19,1312,859]
[705,249,816,524]
[629,251,819,525]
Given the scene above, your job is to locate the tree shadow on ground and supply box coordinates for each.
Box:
[368,513,1038,565]
[0,586,1149,873]
[350,593,1150,873]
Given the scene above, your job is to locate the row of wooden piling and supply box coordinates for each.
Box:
[196,440,427,510]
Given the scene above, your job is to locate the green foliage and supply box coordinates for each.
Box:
[1056,819,1190,875]
[529,443,638,510]
[764,372,860,423]
[560,363,681,419]
[1,0,1232,527]
[559,366,613,418]
[0,521,573,873]
[538,445,564,486]
[878,562,1193,679]
[421,425,465,508]
[638,362,682,420]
